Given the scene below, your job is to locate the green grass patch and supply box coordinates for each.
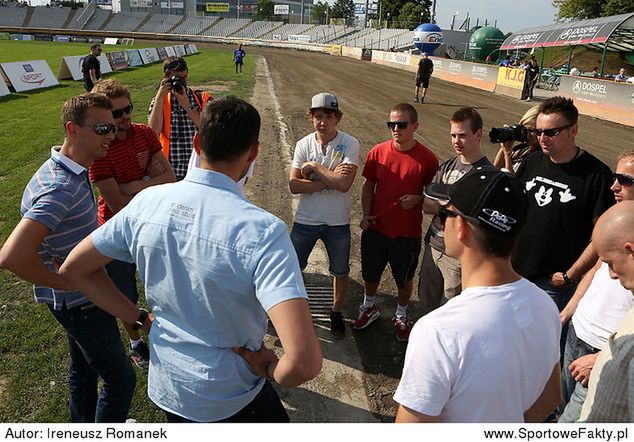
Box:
[0,40,255,422]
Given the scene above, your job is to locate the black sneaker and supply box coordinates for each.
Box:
[130,340,150,370]
[330,311,345,338]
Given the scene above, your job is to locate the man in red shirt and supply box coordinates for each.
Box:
[90,79,176,369]
[354,103,439,341]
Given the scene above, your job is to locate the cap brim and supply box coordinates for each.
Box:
[424,182,452,201]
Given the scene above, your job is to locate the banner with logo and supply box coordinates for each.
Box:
[173,45,186,57]
[53,35,71,42]
[104,37,119,45]
[185,44,198,54]
[559,76,634,127]
[165,46,176,57]
[139,47,160,64]
[126,49,143,67]
[57,54,113,81]
[107,51,128,71]
[206,2,229,12]
[11,34,33,41]
[288,34,310,42]
[422,57,498,92]
[1,60,59,92]
[274,4,289,14]
[157,46,169,60]
[130,0,152,6]
[496,67,526,89]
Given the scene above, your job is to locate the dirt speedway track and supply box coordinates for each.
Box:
[204,43,632,422]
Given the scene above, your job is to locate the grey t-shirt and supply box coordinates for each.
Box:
[425,156,492,253]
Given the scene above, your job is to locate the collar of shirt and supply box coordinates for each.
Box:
[50,146,87,175]
[184,167,241,195]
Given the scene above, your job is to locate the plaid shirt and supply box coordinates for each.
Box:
[148,87,199,181]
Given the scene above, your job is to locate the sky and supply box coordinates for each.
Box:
[432,0,559,33]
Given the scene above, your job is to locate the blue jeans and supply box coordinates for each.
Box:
[531,276,577,364]
[105,260,139,304]
[558,321,598,422]
[48,303,136,423]
[290,223,350,277]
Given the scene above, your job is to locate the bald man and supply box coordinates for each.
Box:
[578,201,634,422]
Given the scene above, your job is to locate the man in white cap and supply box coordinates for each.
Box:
[394,167,561,422]
[289,92,360,338]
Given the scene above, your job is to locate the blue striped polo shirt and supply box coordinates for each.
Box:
[21,147,99,310]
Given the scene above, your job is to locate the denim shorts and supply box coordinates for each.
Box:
[290,223,350,277]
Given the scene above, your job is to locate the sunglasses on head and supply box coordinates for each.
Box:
[614,172,634,186]
[111,103,133,119]
[87,123,117,135]
[438,206,459,225]
[387,121,409,130]
[534,122,575,138]
[164,60,186,72]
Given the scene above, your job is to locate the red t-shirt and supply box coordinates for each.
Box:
[90,123,162,225]
[362,139,439,238]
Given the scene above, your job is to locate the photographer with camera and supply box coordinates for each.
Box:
[492,106,540,173]
[148,57,212,180]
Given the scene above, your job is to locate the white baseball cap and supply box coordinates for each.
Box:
[310,92,339,111]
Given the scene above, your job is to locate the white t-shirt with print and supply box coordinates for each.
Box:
[394,278,560,422]
[292,130,360,226]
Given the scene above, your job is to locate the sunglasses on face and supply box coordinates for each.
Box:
[387,121,410,130]
[164,60,186,72]
[534,122,575,138]
[87,123,117,135]
[614,172,634,186]
[111,103,133,119]
[438,206,459,225]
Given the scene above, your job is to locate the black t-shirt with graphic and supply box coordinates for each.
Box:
[513,149,614,280]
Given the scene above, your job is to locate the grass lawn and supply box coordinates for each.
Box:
[0,39,255,422]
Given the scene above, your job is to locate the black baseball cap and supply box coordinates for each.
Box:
[425,166,527,236]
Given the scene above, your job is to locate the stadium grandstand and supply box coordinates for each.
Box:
[0,5,415,51]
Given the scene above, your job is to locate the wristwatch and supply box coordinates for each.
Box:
[132,309,149,331]
[562,272,574,286]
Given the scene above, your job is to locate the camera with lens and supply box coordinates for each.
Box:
[168,75,186,94]
[488,124,528,144]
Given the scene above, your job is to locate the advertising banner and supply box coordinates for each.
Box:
[165,46,176,57]
[11,34,33,41]
[274,4,289,14]
[107,51,128,71]
[496,67,526,89]
[157,46,169,60]
[0,78,10,97]
[1,60,59,92]
[34,34,53,41]
[173,45,186,57]
[71,35,88,43]
[421,56,498,92]
[139,47,160,64]
[206,2,229,12]
[57,54,113,81]
[104,37,119,45]
[126,49,143,67]
[53,35,71,42]
[558,76,634,127]
[185,44,198,54]
[130,0,152,6]
[288,34,310,42]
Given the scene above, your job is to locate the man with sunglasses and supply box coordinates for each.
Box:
[81,43,102,92]
[394,167,561,422]
[148,56,212,181]
[557,151,634,422]
[513,97,613,315]
[90,79,176,370]
[0,94,137,422]
[419,107,491,314]
[354,103,438,341]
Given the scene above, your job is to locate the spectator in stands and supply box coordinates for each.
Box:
[591,67,599,78]
[60,96,322,423]
[569,66,581,76]
[148,56,212,181]
[394,167,561,423]
[354,103,438,341]
[558,151,634,422]
[81,43,102,92]
[615,68,628,83]
[499,54,511,67]
[288,93,360,338]
[234,44,246,74]
[90,79,176,370]
[419,108,491,313]
[0,93,136,422]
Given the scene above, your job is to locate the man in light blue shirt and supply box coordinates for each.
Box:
[61,96,322,422]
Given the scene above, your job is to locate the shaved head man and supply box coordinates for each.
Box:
[593,201,634,291]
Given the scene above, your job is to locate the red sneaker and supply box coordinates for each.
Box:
[394,316,413,342]
[352,305,380,330]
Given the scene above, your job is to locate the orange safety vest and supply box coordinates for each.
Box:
[160,89,212,160]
